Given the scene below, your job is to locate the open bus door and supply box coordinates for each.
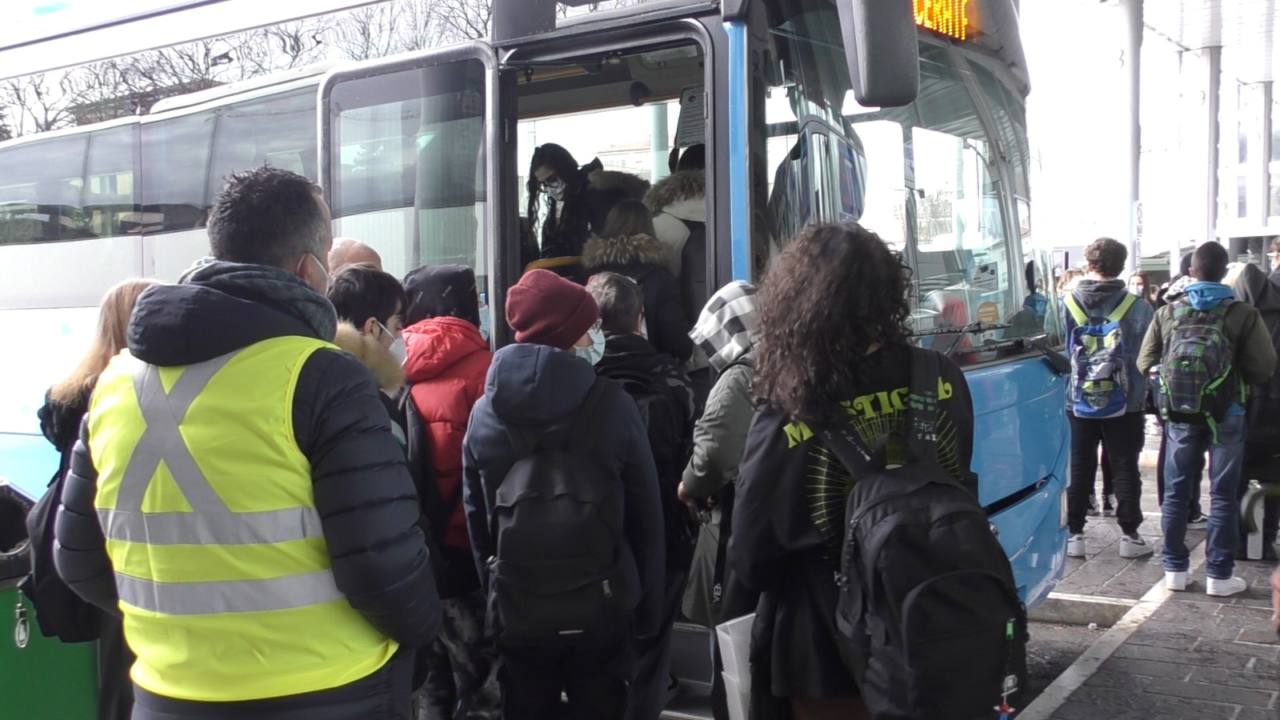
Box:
[319,42,512,344]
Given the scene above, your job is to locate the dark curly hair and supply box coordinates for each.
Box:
[755,222,912,423]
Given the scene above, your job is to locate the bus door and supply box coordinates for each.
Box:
[319,43,506,341]
[498,19,720,323]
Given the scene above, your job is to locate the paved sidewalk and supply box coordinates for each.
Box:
[1049,555,1277,720]
[1031,462,1280,719]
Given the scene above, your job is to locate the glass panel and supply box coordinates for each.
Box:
[85,125,139,238]
[759,3,857,263]
[207,88,317,201]
[0,134,89,245]
[141,112,215,232]
[328,59,487,284]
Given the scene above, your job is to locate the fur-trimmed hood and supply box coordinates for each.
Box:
[333,322,405,392]
[584,164,651,200]
[645,170,705,215]
[582,233,672,271]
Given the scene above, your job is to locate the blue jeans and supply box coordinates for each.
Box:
[1161,414,1246,579]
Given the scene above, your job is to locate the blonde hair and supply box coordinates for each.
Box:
[49,279,159,405]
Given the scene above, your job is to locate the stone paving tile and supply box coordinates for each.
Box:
[1141,676,1276,708]
[1187,664,1279,690]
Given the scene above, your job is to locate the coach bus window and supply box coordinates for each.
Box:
[329,59,487,281]
[141,112,215,233]
[207,89,317,202]
[85,125,139,238]
[0,134,89,245]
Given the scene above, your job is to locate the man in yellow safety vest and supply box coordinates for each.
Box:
[54,166,440,719]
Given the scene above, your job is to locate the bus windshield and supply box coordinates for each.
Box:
[760,14,1058,365]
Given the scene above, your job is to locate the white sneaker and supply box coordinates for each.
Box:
[1206,576,1248,597]
[1165,571,1187,591]
[1067,534,1087,558]
[1119,533,1154,559]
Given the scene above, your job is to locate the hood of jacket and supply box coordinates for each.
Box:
[585,166,651,199]
[1234,263,1280,312]
[582,233,671,272]
[1162,274,1194,304]
[1183,281,1236,311]
[403,316,491,383]
[484,343,597,424]
[644,170,705,216]
[691,281,759,373]
[595,332,679,380]
[128,260,337,367]
[1070,278,1130,315]
[332,322,405,392]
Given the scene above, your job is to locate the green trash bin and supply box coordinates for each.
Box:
[0,480,99,719]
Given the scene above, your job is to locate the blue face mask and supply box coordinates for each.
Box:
[574,324,606,366]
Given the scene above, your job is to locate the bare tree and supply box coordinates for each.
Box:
[435,0,493,42]
[331,3,407,61]
[0,73,76,135]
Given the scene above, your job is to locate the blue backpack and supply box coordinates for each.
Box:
[1065,292,1138,419]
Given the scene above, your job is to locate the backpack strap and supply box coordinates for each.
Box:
[1063,294,1089,326]
[1107,292,1138,323]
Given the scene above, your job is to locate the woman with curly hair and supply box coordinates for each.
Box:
[728,223,976,720]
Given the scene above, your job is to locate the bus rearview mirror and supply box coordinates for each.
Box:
[836,0,920,108]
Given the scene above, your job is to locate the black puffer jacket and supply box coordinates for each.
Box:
[54,262,441,651]
[583,234,694,362]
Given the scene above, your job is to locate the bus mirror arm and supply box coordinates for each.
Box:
[1029,337,1071,375]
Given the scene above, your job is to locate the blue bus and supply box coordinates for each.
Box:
[0,0,1065,714]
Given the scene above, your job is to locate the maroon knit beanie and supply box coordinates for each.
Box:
[505,269,599,350]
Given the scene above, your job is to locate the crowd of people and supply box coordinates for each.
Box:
[17,156,1280,720]
[1058,237,1280,598]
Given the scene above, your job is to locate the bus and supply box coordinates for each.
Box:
[0,0,1067,714]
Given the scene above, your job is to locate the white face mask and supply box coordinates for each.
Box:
[377,320,407,365]
[574,324,606,366]
[544,178,567,203]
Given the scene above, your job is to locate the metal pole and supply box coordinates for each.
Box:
[1122,0,1143,272]
[1263,81,1274,222]
[1206,45,1222,246]
[651,103,670,183]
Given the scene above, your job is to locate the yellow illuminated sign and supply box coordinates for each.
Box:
[916,0,969,41]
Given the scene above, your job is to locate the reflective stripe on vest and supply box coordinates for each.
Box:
[101,352,334,614]
[89,337,396,702]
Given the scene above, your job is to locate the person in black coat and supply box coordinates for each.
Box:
[53,167,439,720]
[462,269,663,720]
[730,224,976,719]
[31,280,155,720]
[583,200,694,363]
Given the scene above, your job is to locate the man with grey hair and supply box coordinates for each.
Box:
[55,165,439,719]
[330,237,384,274]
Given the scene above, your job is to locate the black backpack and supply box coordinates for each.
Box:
[608,368,697,571]
[20,470,101,643]
[486,381,638,649]
[821,347,1026,720]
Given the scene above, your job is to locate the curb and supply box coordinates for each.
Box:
[1016,543,1208,720]
[1028,592,1137,628]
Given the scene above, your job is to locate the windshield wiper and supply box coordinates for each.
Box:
[971,335,1072,375]
[911,321,1011,357]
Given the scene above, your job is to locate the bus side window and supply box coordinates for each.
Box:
[141,112,215,233]
[0,134,89,245]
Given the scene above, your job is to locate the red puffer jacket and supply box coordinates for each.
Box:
[403,316,493,553]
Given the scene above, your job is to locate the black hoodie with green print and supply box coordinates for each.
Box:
[728,343,975,699]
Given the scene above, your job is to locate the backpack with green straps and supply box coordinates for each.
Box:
[1065,292,1137,419]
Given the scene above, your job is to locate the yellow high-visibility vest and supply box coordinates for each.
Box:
[88,336,397,702]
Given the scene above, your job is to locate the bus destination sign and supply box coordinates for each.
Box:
[915,0,969,41]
